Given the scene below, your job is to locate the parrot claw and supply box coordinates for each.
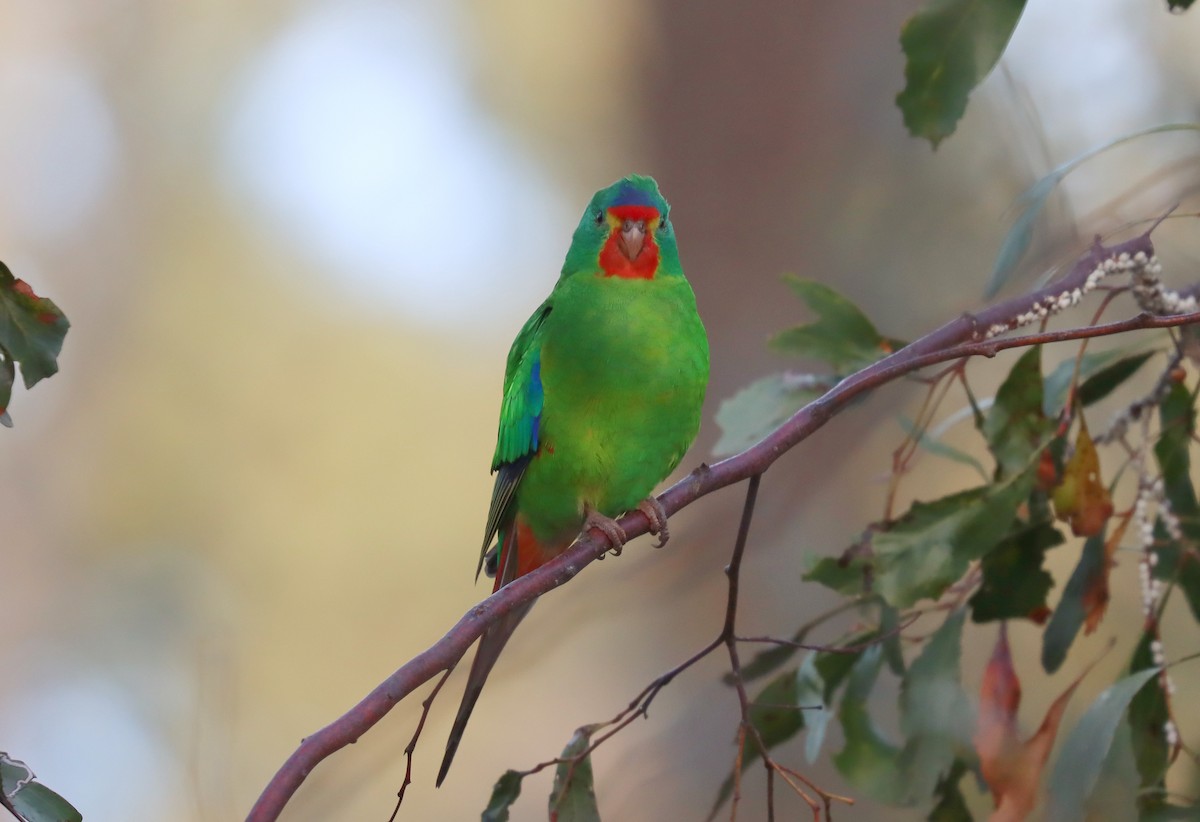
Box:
[637,498,670,548]
[584,505,628,558]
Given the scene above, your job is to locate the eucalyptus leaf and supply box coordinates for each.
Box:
[896,0,1026,148]
[1046,667,1161,822]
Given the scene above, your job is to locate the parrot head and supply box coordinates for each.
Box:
[562,175,681,280]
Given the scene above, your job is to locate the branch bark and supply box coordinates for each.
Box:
[247,230,1195,821]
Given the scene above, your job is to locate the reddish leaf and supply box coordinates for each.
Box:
[976,625,1022,802]
[1035,448,1058,492]
[1052,416,1113,537]
[975,625,1085,821]
[1082,514,1129,635]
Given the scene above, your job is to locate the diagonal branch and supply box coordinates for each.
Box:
[247,230,1200,822]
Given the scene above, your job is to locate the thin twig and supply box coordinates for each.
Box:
[718,476,775,819]
[511,636,725,779]
[885,366,961,520]
[719,476,854,819]
[386,668,452,822]
[773,766,819,821]
[736,612,921,654]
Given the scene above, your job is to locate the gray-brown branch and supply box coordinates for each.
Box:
[248,231,1196,822]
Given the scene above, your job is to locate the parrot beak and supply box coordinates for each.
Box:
[617,218,647,261]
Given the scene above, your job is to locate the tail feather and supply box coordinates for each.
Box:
[439,516,559,787]
[436,601,533,786]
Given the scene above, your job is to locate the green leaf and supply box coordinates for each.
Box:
[0,754,82,822]
[770,278,904,373]
[1046,667,1162,822]
[1083,718,1140,822]
[1153,526,1200,628]
[1041,532,1107,674]
[898,610,973,802]
[1168,0,1195,8]
[880,603,908,676]
[732,605,880,685]
[1141,804,1200,821]
[1155,380,1199,525]
[1127,632,1170,803]
[834,645,905,804]
[482,770,523,822]
[0,349,13,427]
[798,653,832,764]
[1153,381,1200,622]
[927,759,972,822]
[1078,351,1157,407]
[747,669,806,753]
[896,0,1026,148]
[713,373,823,457]
[970,519,1061,622]
[800,640,878,764]
[807,470,1034,608]
[0,262,69,390]
[898,414,990,482]
[1042,348,1157,416]
[7,784,83,822]
[987,174,1059,297]
[983,346,1049,478]
[735,640,802,685]
[804,551,873,599]
[549,727,601,822]
[729,604,883,681]
[816,635,875,702]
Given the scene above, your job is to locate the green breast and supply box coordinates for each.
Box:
[515,272,709,545]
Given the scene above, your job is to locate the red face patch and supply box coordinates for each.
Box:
[598,205,660,279]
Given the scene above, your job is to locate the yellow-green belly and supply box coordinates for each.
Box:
[515,272,709,546]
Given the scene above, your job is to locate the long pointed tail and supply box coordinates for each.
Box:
[436,600,534,786]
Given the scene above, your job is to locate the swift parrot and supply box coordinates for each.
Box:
[437,175,709,785]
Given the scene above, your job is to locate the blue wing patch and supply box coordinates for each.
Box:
[478,304,550,579]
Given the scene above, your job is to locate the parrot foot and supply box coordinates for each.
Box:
[584,505,628,558]
[637,498,670,548]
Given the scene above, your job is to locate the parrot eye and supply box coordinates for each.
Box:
[593,209,604,226]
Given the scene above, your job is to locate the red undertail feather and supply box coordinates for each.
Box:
[494,517,555,592]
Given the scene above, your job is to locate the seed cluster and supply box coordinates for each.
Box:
[984,251,1175,340]
[1134,476,1167,618]
[1131,254,1197,315]
[1132,463,1180,751]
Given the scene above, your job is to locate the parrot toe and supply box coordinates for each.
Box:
[584,504,628,558]
[637,498,670,548]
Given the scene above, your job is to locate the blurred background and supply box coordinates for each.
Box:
[2,0,1200,819]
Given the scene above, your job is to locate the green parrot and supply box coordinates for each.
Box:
[437,174,709,785]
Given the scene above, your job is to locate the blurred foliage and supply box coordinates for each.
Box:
[896,0,1026,148]
[713,277,903,456]
[0,753,81,822]
[0,262,73,818]
[986,124,1200,297]
[0,261,68,427]
[708,274,1200,819]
